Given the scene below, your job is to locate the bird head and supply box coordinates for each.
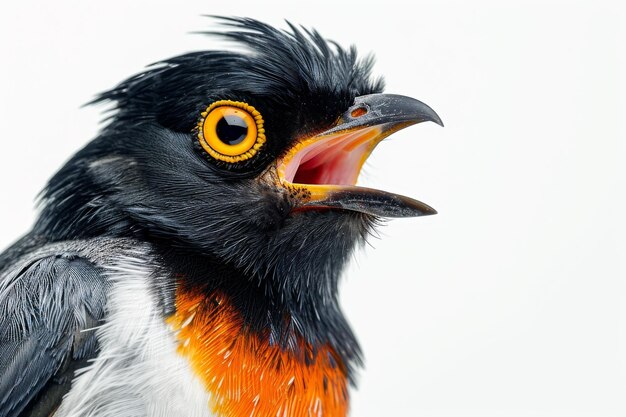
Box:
[36,17,441,313]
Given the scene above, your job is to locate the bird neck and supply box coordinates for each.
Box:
[157,247,360,417]
[157,245,362,364]
[168,287,350,417]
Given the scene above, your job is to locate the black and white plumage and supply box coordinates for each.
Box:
[1,239,211,416]
[0,17,441,417]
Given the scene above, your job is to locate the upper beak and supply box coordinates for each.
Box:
[275,93,443,217]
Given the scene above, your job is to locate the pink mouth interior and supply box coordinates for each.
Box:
[283,129,377,186]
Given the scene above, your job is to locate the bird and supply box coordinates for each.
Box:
[0,17,442,417]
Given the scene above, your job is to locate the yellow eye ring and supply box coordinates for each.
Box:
[196,100,266,163]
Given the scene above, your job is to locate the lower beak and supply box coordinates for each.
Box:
[276,93,443,218]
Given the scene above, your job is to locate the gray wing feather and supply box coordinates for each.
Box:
[0,253,109,417]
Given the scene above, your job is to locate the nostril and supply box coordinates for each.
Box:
[350,106,368,118]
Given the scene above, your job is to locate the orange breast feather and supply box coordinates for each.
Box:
[168,289,349,417]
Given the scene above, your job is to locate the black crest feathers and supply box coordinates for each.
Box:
[91,17,384,133]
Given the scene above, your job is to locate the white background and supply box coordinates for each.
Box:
[0,1,624,416]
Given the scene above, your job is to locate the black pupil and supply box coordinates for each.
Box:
[216,114,248,145]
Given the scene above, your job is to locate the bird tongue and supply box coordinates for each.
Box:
[283,128,379,186]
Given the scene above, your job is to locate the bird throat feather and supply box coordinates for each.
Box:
[168,286,350,417]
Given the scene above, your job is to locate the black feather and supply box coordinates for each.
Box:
[0,251,109,417]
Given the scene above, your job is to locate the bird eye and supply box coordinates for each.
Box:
[197,100,266,163]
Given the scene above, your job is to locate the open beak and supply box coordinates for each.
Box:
[276,93,443,217]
